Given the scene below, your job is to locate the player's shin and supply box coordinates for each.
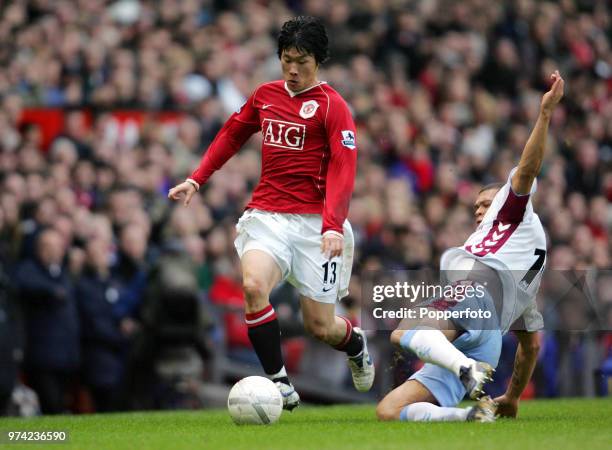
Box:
[332,316,363,357]
[398,327,495,399]
[398,327,474,376]
[400,403,471,422]
[246,304,300,410]
[245,305,289,385]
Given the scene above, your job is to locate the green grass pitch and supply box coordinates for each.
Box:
[1,399,611,450]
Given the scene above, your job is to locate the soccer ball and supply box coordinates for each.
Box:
[227,376,283,425]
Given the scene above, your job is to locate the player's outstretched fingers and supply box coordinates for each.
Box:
[168,182,197,205]
[168,186,180,200]
[541,71,564,113]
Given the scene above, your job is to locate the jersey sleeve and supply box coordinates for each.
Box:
[322,95,357,235]
[483,167,537,224]
[510,302,544,332]
[189,92,261,186]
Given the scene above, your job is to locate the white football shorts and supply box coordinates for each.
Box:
[234,209,354,304]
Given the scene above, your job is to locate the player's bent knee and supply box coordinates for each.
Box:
[376,401,400,421]
[242,276,270,304]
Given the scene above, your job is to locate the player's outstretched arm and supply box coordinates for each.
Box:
[494,331,540,418]
[512,71,564,195]
[168,94,260,206]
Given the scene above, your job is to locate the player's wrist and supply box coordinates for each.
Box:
[504,391,521,402]
[322,230,343,239]
[185,178,200,192]
[539,107,553,119]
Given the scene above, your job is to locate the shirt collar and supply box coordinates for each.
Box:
[284,81,327,97]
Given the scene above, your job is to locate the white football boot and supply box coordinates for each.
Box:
[459,361,495,400]
[347,327,375,392]
[275,381,300,411]
[466,395,497,422]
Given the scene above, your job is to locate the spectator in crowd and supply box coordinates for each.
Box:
[77,238,126,412]
[15,229,79,414]
[110,222,149,327]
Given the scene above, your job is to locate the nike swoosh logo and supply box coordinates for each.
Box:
[262,104,273,109]
[322,286,335,292]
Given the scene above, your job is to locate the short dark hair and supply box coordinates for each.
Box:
[277,16,329,65]
[478,182,504,194]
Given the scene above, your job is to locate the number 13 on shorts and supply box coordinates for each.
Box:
[321,259,340,293]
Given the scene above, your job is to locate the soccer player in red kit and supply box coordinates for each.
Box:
[168,16,374,410]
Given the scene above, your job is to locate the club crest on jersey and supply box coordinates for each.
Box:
[341,130,356,149]
[299,100,319,119]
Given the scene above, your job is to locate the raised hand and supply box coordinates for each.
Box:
[541,70,564,114]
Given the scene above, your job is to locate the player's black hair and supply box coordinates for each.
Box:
[478,182,504,194]
[277,16,329,65]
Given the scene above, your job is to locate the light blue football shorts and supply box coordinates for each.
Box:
[408,287,502,407]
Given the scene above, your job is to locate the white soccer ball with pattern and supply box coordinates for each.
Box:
[227,376,283,425]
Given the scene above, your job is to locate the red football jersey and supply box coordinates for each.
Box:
[189,80,357,235]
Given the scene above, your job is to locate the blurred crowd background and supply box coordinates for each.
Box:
[0,0,610,415]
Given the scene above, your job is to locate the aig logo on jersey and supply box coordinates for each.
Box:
[263,119,306,150]
[341,130,356,149]
[299,100,319,119]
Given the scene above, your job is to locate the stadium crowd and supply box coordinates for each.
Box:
[0,0,610,415]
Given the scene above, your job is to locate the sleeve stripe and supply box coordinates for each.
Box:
[497,188,530,223]
[466,187,527,256]
[467,220,520,256]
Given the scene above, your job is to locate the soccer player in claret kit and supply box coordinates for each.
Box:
[375,72,565,422]
[169,16,374,410]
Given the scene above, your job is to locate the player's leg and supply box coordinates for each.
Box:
[234,210,300,409]
[376,379,438,420]
[300,296,374,392]
[289,215,373,391]
[377,379,472,422]
[391,325,472,378]
[240,249,300,409]
[299,296,360,349]
[390,308,494,399]
[376,379,495,422]
[241,250,284,376]
[376,358,496,422]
